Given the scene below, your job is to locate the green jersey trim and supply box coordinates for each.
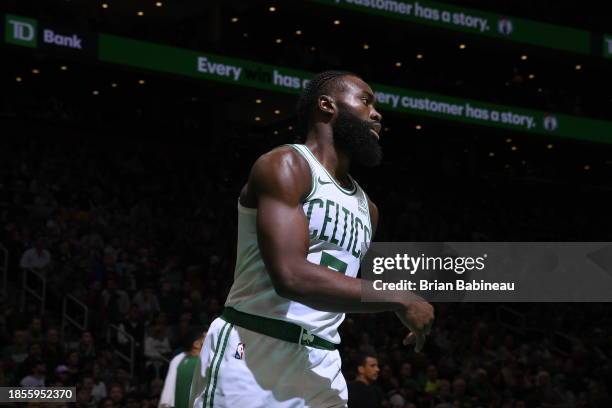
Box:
[285,144,318,202]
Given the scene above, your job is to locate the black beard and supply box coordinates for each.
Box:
[332,106,382,167]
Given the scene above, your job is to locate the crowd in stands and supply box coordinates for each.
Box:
[1,124,610,408]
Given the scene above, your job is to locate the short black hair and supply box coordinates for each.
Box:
[183,326,206,350]
[354,351,378,367]
[295,70,358,142]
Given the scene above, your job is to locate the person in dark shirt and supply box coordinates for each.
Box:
[347,352,385,408]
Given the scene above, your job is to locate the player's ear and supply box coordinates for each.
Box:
[317,95,336,116]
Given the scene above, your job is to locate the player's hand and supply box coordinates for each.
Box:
[395,300,434,353]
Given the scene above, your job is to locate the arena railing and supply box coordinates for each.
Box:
[21,267,46,314]
[61,294,89,344]
[0,243,7,297]
[107,324,135,377]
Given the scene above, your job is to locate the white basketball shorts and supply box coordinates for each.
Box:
[189,317,348,408]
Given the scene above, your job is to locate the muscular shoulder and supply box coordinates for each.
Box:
[244,145,312,206]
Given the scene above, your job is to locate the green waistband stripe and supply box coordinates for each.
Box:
[221,307,337,350]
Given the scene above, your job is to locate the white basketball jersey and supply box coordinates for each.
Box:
[225,144,372,343]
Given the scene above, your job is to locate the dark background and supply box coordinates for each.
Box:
[0,1,610,407]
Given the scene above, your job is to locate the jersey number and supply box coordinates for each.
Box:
[320,252,348,274]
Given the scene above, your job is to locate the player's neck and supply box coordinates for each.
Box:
[305,130,351,181]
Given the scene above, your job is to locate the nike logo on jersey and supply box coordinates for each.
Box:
[318,177,332,185]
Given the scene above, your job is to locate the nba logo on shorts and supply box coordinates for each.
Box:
[234,342,245,360]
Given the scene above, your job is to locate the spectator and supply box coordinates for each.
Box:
[108,383,125,408]
[347,352,384,408]
[527,370,566,407]
[20,342,44,380]
[158,280,180,321]
[2,329,29,365]
[132,285,160,321]
[76,387,95,408]
[19,237,51,270]
[144,324,171,362]
[20,360,46,387]
[101,279,131,323]
[54,364,71,386]
[42,328,65,373]
[451,377,470,406]
[78,330,97,365]
[65,350,81,382]
[97,397,114,408]
[82,375,107,403]
[115,367,137,395]
[27,317,44,343]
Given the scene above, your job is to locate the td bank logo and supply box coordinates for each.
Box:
[5,14,38,48]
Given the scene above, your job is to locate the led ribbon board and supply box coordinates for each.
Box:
[310,0,591,55]
[98,34,612,143]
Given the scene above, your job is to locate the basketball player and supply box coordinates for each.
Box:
[190,71,434,408]
[159,329,205,408]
